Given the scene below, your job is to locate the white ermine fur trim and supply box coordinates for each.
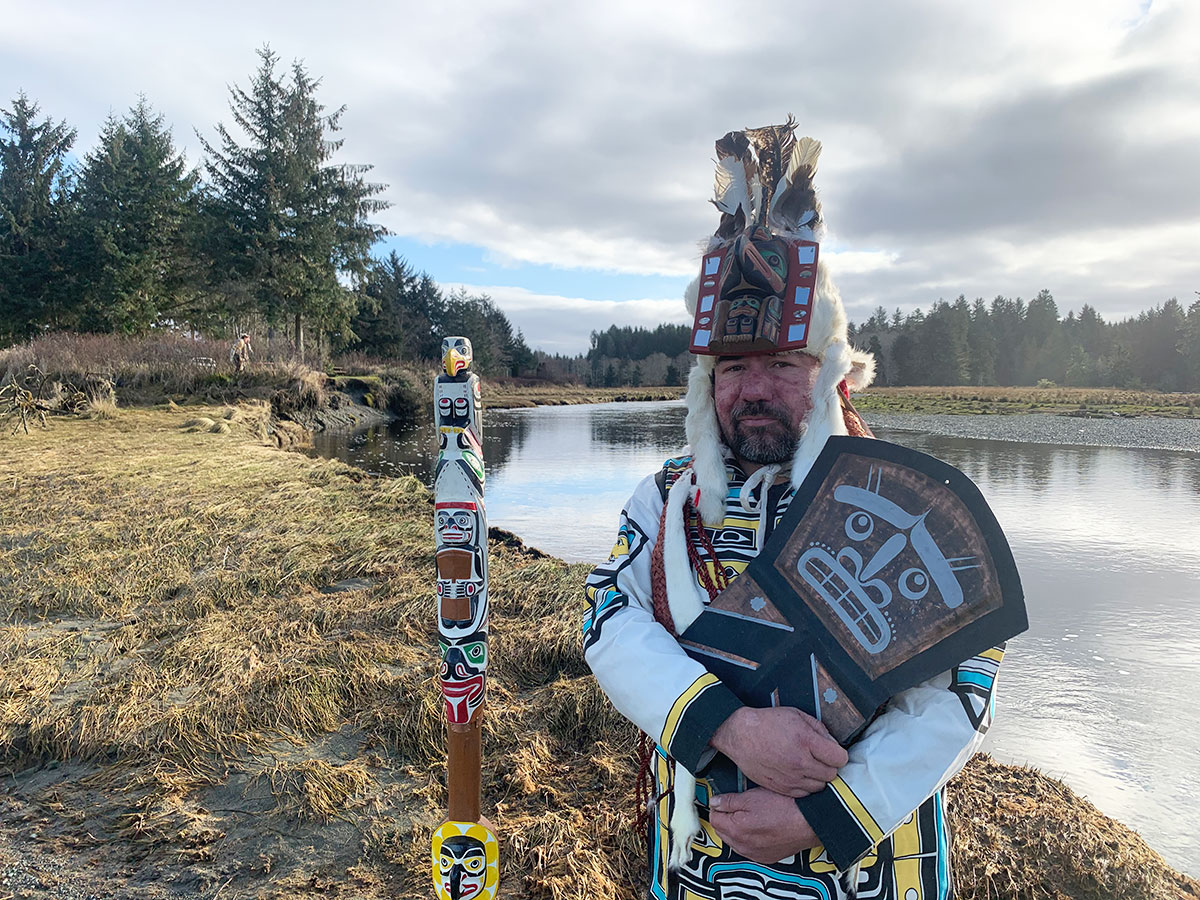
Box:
[668,764,700,870]
[789,340,852,488]
[662,473,709,633]
[803,260,848,360]
[841,862,863,898]
[684,356,727,526]
[845,347,877,392]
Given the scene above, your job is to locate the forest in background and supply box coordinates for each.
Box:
[3,46,1197,390]
[0,48,533,378]
[850,291,1200,391]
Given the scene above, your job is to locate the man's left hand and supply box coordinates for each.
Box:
[708,788,821,863]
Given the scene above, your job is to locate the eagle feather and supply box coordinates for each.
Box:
[770,135,823,235]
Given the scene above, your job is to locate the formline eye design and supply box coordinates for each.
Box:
[899,567,930,600]
[845,511,874,541]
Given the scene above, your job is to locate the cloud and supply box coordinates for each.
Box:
[3,0,1198,343]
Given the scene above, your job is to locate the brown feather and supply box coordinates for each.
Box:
[744,115,797,215]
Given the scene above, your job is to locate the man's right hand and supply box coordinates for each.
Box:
[709,706,849,797]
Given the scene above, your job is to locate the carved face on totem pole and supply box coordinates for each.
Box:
[435,379,484,492]
[439,631,488,724]
[431,823,499,900]
[442,337,474,378]
[436,501,487,633]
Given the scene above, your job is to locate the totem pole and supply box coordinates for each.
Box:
[431,337,499,900]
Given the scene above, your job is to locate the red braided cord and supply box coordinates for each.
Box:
[649,492,677,636]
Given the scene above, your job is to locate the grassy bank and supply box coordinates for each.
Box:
[0,333,427,431]
[853,385,1200,418]
[1,408,1197,899]
[483,383,683,409]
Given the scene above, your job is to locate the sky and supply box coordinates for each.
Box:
[3,0,1198,354]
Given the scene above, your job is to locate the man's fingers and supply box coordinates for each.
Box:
[708,792,749,813]
[777,777,833,798]
[807,737,850,769]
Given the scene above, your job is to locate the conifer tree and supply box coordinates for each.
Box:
[199,47,387,356]
[0,93,76,341]
[73,98,198,333]
[352,252,445,360]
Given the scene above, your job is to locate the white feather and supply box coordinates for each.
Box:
[783,136,822,187]
[713,155,750,218]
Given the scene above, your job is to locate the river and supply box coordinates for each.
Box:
[306,400,1200,877]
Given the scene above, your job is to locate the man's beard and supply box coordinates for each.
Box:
[724,400,808,464]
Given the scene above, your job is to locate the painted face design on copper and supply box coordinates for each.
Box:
[797,466,980,654]
[437,835,487,899]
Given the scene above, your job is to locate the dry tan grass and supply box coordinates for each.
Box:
[484,383,684,409]
[0,410,1194,899]
[856,385,1200,417]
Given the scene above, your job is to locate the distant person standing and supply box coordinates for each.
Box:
[230,334,252,373]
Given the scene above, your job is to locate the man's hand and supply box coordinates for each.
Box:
[710,706,848,797]
[708,788,821,863]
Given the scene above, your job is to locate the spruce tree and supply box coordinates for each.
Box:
[199,47,387,356]
[73,98,198,333]
[352,253,445,360]
[0,93,76,341]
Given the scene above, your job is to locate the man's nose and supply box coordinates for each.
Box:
[739,367,774,401]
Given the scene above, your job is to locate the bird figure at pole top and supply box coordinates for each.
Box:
[431,335,499,900]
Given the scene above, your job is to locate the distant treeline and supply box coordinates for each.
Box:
[851,291,1200,391]
[533,292,1200,391]
[0,47,532,377]
[533,323,692,386]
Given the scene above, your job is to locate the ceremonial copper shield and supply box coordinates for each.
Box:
[680,437,1026,754]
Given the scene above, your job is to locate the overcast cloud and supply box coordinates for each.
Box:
[2,0,1197,351]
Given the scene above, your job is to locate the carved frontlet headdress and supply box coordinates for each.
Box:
[689,118,825,356]
[682,117,876,525]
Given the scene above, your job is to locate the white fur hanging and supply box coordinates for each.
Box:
[668,764,700,870]
[789,341,852,488]
[683,356,728,527]
[661,473,709,634]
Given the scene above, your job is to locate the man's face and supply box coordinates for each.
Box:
[714,352,821,465]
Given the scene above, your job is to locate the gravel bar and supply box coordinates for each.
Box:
[865,412,1200,454]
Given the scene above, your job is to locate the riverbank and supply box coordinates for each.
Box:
[866,411,1200,453]
[854,385,1200,418]
[1,407,1197,899]
[483,383,683,409]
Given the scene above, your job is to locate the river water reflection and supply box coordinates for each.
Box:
[307,400,1200,876]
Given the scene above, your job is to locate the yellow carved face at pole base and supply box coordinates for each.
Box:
[432,821,499,900]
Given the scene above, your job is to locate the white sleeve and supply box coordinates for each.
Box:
[582,472,745,772]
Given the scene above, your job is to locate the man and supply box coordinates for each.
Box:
[230,333,252,373]
[583,121,1003,899]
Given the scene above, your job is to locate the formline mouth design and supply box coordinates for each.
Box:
[797,547,891,653]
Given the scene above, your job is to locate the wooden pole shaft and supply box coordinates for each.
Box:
[446,717,483,822]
